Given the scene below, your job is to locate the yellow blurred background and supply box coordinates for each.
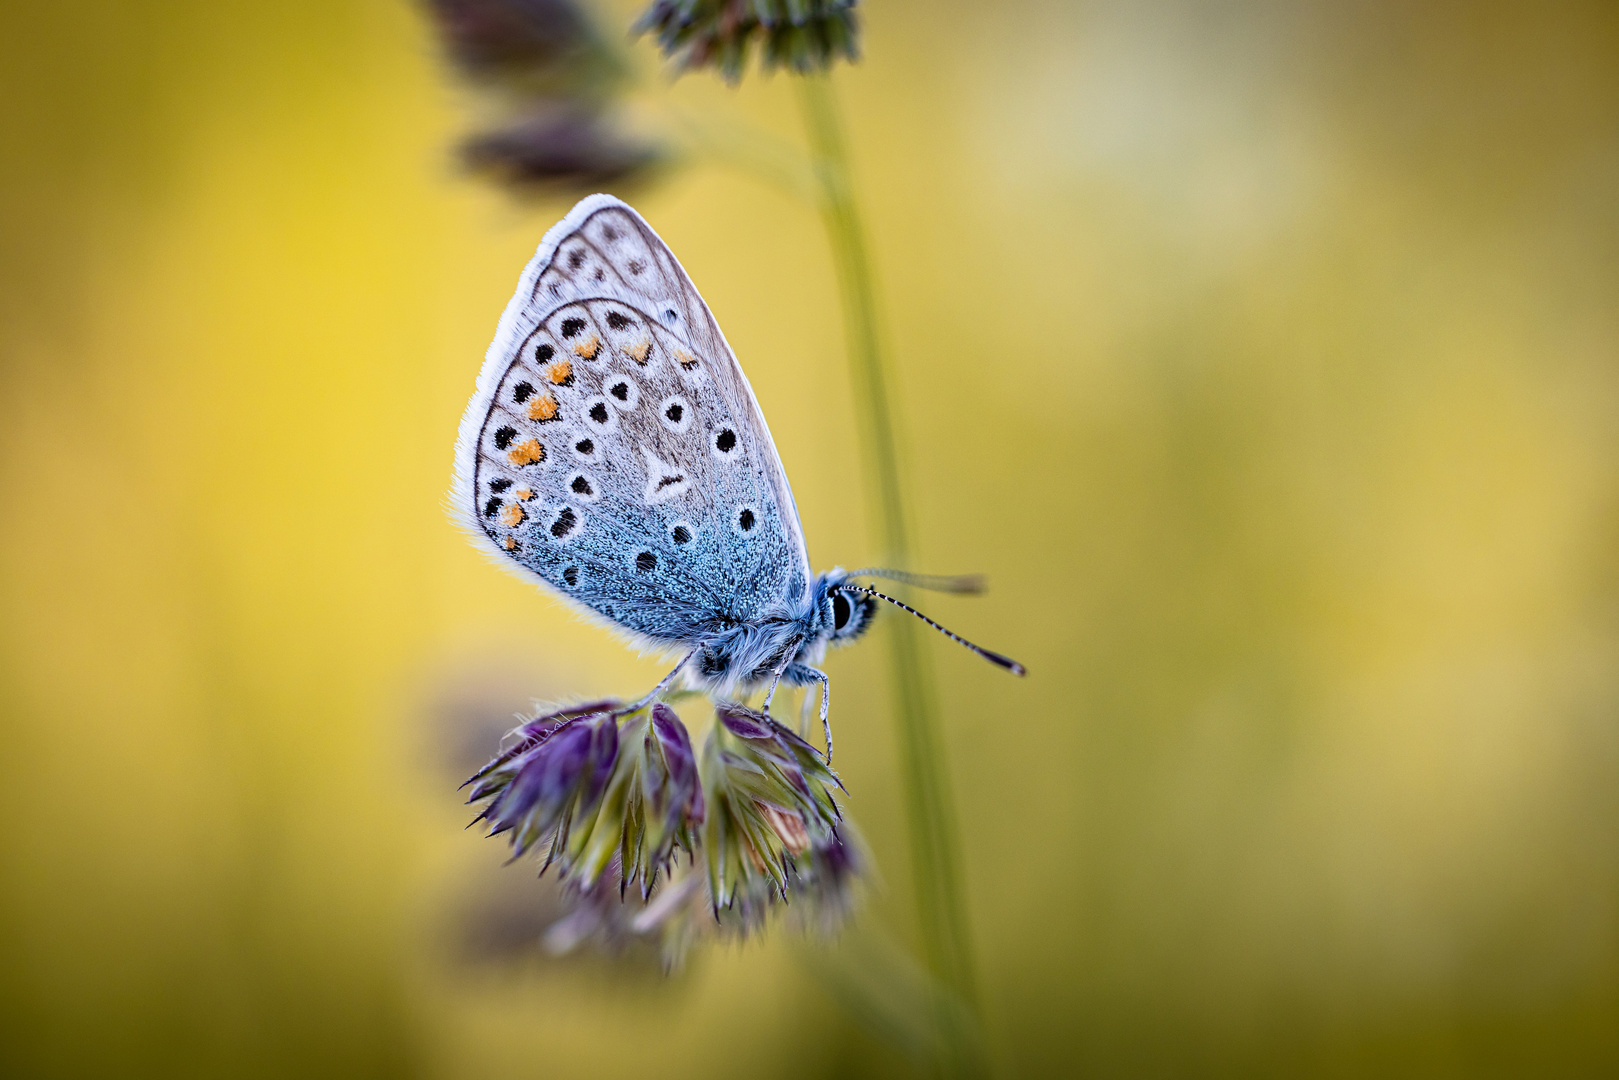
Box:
[3,1,1618,1076]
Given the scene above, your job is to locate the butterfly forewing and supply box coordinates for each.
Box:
[456,196,811,643]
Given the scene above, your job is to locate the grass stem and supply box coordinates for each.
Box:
[797,73,987,1078]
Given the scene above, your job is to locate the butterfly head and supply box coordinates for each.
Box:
[813,569,1029,677]
[812,570,878,648]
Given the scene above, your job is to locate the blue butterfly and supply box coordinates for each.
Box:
[453,195,1023,755]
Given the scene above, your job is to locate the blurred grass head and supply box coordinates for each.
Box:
[424,0,663,190]
[635,0,861,82]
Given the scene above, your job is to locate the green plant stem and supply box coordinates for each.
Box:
[797,74,985,1077]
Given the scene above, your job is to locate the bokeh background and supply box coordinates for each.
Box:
[4,1,1619,1076]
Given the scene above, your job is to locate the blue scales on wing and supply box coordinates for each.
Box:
[454,196,811,644]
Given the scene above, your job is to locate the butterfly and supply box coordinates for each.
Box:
[452,194,1024,756]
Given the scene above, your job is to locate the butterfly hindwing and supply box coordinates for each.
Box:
[454,196,811,644]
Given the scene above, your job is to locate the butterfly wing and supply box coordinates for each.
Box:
[452,194,812,645]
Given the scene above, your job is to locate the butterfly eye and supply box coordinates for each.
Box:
[832,592,852,631]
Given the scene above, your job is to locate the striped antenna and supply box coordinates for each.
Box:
[835,583,1026,676]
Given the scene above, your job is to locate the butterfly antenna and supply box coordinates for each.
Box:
[836,584,1027,675]
[844,569,987,594]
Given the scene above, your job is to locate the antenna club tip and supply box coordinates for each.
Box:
[982,649,1026,676]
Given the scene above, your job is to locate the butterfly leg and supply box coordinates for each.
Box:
[759,638,808,716]
[761,666,787,715]
[782,662,831,760]
[622,650,697,714]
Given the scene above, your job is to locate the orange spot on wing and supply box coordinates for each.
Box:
[507,439,546,467]
[526,392,558,422]
[514,487,534,501]
[625,340,651,365]
[572,334,601,361]
[502,535,518,551]
[499,503,526,528]
[546,360,573,385]
[673,348,698,370]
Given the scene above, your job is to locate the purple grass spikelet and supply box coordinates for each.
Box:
[634,0,860,83]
